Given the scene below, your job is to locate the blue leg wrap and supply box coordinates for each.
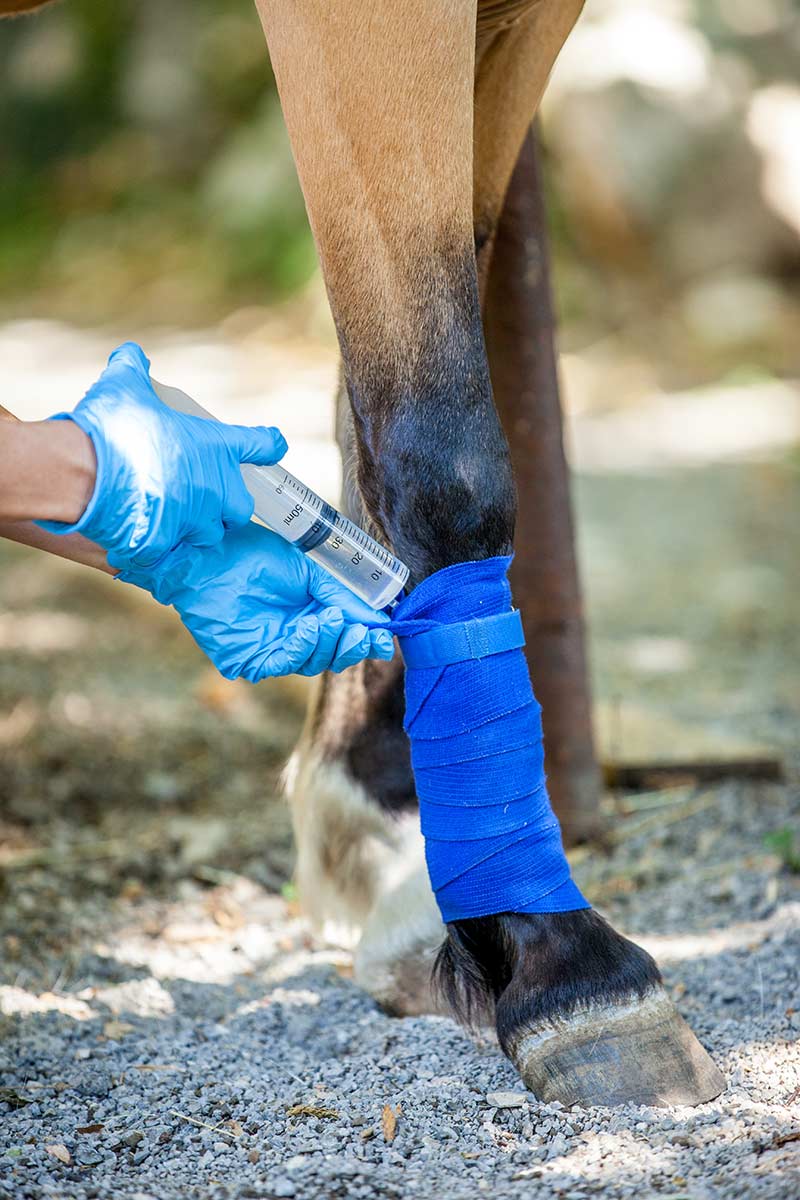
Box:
[389,555,590,924]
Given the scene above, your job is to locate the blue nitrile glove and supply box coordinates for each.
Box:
[119,523,396,679]
[38,341,287,570]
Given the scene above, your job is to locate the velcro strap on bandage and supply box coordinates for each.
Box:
[399,609,525,668]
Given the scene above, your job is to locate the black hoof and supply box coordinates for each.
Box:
[435,908,725,1108]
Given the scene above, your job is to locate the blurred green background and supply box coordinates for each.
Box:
[1,0,798,387]
[0,0,314,323]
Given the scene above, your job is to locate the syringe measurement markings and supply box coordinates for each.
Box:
[342,521,389,559]
[277,470,405,577]
[334,518,398,569]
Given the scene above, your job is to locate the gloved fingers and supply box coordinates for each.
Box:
[222,423,288,467]
[102,342,153,382]
[179,475,255,547]
[84,343,158,419]
[325,623,392,673]
[296,606,346,676]
[219,472,256,533]
[307,568,392,628]
[340,624,395,672]
[368,627,396,662]
[241,614,321,681]
[325,623,371,673]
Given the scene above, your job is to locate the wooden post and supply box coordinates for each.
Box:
[484,125,601,843]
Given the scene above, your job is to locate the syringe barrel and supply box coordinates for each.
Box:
[152,380,409,610]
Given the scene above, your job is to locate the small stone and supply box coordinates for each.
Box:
[669,1133,695,1147]
[270,1179,297,1198]
[485,1091,527,1109]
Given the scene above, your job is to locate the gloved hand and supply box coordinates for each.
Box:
[38,341,287,570]
[119,523,396,679]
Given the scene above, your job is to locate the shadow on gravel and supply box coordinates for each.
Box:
[1,947,798,1200]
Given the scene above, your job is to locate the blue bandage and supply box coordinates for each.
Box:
[389,556,589,923]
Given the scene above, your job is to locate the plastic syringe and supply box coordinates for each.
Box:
[152,380,410,611]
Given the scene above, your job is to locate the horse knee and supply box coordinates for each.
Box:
[343,258,516,580]
[376,412,516,580]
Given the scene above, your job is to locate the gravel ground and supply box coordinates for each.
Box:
[1,325,799,1198]
[1,793,798,1200]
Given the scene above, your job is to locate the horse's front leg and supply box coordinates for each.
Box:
[254,1,504,581]
[254,0,724,1106]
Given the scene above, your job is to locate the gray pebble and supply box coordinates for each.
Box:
[485,1091,527,1109]
[269,1179,297,1198]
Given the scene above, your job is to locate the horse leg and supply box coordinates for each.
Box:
[286,374,440,1013]
[473,8,601,846]
[435,4,722,1105]
[255,0,724,1104]
[484,127,601,846]
[253,0,486,1016]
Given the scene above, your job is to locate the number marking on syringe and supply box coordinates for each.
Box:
[276,470,405,581]
[336,519,397,567]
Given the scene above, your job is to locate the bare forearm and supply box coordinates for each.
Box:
[0,403,109,571]
[0,519,115,574]
[0,417,96,523]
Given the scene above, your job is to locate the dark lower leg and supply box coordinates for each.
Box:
[323,379,419,820]
[436,910,661,1036]
[283,385,422,942]
[300,207,721,1111]
[312,189,716,1108]
[485,127,601,844]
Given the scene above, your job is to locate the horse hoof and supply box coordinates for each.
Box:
[510,987,725,1108]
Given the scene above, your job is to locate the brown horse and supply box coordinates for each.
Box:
[1,0,724,1107]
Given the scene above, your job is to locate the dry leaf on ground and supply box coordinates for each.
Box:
[382,1104,402,1142]
[45,1144,71,1165]
[286,1103,340,1120]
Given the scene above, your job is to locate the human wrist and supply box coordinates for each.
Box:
[32,418,98,524]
